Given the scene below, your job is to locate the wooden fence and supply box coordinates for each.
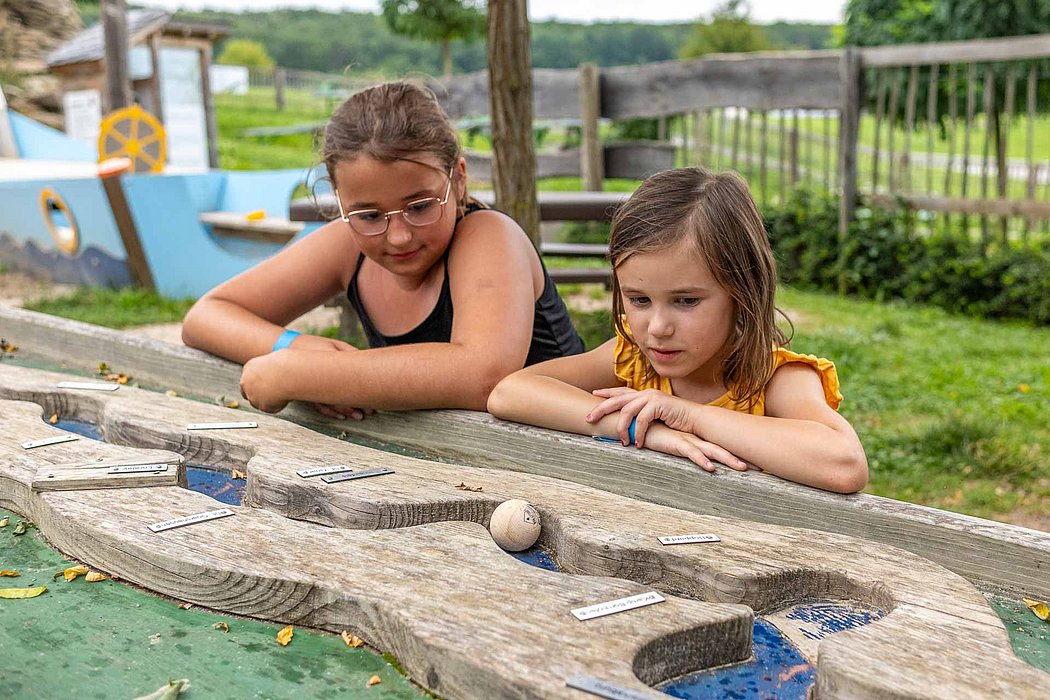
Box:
[429,34,1050,245]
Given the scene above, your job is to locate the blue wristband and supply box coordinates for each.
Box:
[271,329,300,352]
[592,417,638,445]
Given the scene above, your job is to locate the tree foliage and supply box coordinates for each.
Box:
[216,39,275,69]
[380,0,484,76]
[680,0,772,59]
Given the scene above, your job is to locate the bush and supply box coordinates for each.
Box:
[764,189,1050,325]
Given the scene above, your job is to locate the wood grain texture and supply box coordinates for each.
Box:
[0,363,1047,698]
[1,305,1048,603]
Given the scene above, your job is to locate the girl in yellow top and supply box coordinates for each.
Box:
[488,168,868,493]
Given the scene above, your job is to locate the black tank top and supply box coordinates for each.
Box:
[346,208,584,366]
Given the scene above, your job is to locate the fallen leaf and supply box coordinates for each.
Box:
[12,521,30,535]
[1018,383,1031,394]
[778,663,811,682]
[165,390,178,397]
[0,570,20,577]
[133,678,189,700]
[0,585,47,599]
[0,339,17,353]
[231,470,247,480]
[1022,598,1049,621]
[224,399,240,409]
[455,482,483,492]
[177,602,193,610]
[48,413,59,424]
[98,362,109,374]
[0,516,8,527]
[367,675,382,687]
[213,621,229,633]
[85,571,107,582]
[63,565,89,582]
[277,625,293,646]
[341,630,364,647]
[103,373,129,384]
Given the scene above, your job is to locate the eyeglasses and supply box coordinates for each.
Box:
[336,167,454,236]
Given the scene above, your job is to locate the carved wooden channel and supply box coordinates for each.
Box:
[0,363,1044,698]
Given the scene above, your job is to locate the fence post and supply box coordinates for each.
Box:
[838,47,862,296]
[101,0,132,113]
[579,63,604,192]
[274,67,286,112]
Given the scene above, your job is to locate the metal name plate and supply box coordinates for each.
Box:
[296,465,354,479]
[565,675,657,700]
[320,467,394,484]
[658,534,721,545]
[148,508,235,533]
[20,434,79,450]
[56,381,120,391]
[108,464,169,475]
[571,591,665,621]
[185,422,258,431]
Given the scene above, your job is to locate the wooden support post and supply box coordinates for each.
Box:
[101,0,132,113]
[789,113,799,188]
[838,48,862,296]
[274,67,286,112]
[578,63,603,192]
[148,33,164,125]
[199,45,219,169]
[0,86,19,158]
[99,159,156,290]
[487,0,541,247]
[693,110,706,166]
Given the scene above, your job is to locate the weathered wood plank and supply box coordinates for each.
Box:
[1,365,1047,698]
[1,307,1047,601]
[868,193,1050,218]
[860,34,1050,67]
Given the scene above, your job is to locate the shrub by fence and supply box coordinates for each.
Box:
[766,191,1050,324]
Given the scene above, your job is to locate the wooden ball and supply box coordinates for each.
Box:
[488,499,541,552]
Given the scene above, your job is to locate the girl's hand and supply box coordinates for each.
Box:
[240,352,291,414]
[587,387,699,445]
[643,423,750,473]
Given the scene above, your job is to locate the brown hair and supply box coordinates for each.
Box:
[322,80,474,211]
[609,167,790,410]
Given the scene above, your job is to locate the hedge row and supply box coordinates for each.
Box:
[765,189,1050,325]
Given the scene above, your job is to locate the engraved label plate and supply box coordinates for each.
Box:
[56,381,120,391]
[148,509,235,533]
[185,422,258,430]
[565,675,657,700]
[571,591,665,621]
[20,434,79,450]
[657,534,721,545]
[296,465,354,479]
[320,467,394,484]
[108,464,169,475]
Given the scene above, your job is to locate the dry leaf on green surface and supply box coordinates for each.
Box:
[213,621,229,633]
[62,565,89,581]
[0,570,20,577]
[0,516,8,527]
[341,630,364,647]
[367,675,382,686]
[277,625,293,646]
[1022,598,1049,621]
[0,585,47,599]
[85,571,107,582]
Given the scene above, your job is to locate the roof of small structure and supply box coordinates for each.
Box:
[47,9,228,69]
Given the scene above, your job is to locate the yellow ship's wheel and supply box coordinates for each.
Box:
[98,105,166,173]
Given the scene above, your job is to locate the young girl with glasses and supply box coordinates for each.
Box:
[487,168,868,493]
[182,81,584,418]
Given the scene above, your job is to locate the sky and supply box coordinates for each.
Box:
[134,1,848,25]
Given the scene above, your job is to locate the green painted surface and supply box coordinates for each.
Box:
[989,594,1050,673]
[0,510,426,699]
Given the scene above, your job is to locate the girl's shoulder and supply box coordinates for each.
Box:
[771,347,842,410]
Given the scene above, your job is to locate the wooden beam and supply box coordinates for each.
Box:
[860,34,1050,67]
[2,305,1047,600]
[867,192,1050,218]
[100,0,132,113]
[99,160,156,290]
[199,45,220,169]
[578,63,604,192]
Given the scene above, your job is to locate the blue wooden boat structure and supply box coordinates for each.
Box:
[0,109,323,297]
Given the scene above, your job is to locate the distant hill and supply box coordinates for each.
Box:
[157,8,835,77]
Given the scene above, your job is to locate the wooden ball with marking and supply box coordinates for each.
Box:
[488,499,541,552]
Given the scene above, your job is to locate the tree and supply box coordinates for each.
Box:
[216,38,275,69]
[680,0,773,59]
[381,0,484,78]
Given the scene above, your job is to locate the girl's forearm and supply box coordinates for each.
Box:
[689,405,868,493]
[271,344,531,412]
[487,374,622,438]
[182,298,286,363]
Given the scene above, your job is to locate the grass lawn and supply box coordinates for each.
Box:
[20,288,195,329]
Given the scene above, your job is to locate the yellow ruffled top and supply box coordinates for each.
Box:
[612,321,842,416]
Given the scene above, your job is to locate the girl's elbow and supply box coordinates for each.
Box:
[485,374,517,418]
[828,450,869,494]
